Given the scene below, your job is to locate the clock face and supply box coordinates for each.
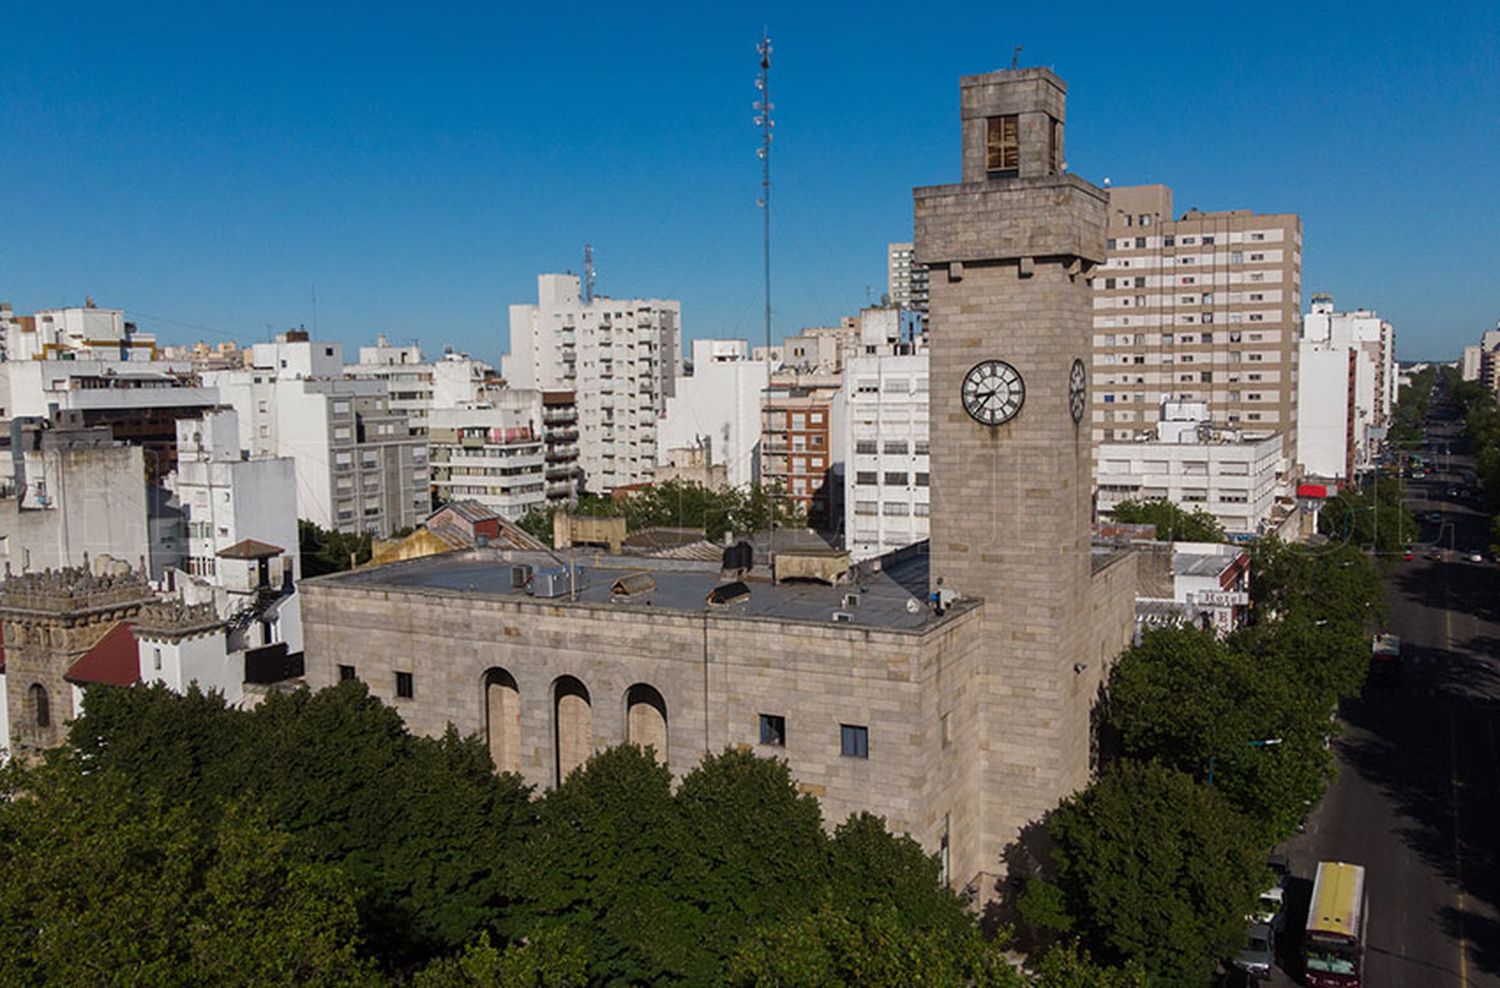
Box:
[962,360,1025,426]
[1069,358,1087,424]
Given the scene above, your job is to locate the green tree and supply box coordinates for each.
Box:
[0,761,379,987]
[1106,626,1333,840]
[68,680,533,971]
[508,743,698,985]
[1029,941,1149,988]
[411,930,587,988]
[730,901,1021,988]
[1043,761,1266,987]
[1110,499,1226,543]
[300,519,374,576]
[1249,537,1381,630]
[827,812,975,939]
[1317,479,1416,556]
[675,749,832,980]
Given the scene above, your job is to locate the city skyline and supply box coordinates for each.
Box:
[2,2,1496,364]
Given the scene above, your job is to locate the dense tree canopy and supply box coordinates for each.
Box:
[14,681,1085,985]
[1036,761,1266,987]
[1109,499,1227,543]
[301,519,375,576]
[1316,478,1416,556]
[518,479,806,546]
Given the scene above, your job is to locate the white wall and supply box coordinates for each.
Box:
[658,339,768,489]
[1297,348,1351,479]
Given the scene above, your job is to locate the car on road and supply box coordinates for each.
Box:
[1232,922,1275,982]
[1426,511,1443,524]
[1427,548,1444,561]
[1403,548,1415,561]
[1467,551,1484,563]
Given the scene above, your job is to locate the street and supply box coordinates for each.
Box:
[1262,407,1500,986]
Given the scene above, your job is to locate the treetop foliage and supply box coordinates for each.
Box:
[1109,498,1227,543]
[518,478,806,546]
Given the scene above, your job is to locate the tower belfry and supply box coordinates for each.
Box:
[915,67,1130,893]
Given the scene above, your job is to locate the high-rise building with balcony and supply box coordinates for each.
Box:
[504,274,681,493]
[887,242,930,314]
[1091,185,1302,477]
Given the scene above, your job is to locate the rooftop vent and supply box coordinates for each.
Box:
[610,572,655,599]
[721,540,754,577]
[706,581,751,607]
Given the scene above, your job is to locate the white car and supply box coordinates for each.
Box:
[1251,884,1286,932]
[1467,552,1484,563]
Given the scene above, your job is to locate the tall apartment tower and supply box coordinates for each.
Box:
[505,275,681,493]
[887,242,930,313]
[1091,185,1302,470]
[916,68,1119,880]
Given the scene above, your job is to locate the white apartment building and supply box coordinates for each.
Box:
[174,409,298,582]
[1092,185,1302,479]
[204,334,427,536]
[504,274,681,493]
[887,242,930,314]
[1296,296,1397,480]
[2,302,158,363]
[347,336,491,435]
[842,308,930,561]
[1096,402,1281,537]
[658,339,769,489]
[427,401,548,520]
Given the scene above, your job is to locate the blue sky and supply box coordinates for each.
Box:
[2,2,1496,363]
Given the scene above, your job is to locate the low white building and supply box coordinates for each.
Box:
[1097,401,1282,538]
[2,302,158,363]
[658,339,768,490]
[1131,540,1252,639]
[842,307,929,561]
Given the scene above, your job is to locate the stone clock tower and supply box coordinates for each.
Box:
[915,68,1121,887]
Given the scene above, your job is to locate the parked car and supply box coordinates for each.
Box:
[1232,922,1275,982]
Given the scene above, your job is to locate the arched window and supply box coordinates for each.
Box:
[624,683,668,763]
[552,676,592,787]
[482,667,521,776]
[29,683,50,729]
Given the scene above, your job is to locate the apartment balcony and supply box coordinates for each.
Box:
[546,445,579,461]
[547,482,574,499]
[546,463,575,481]
[547,427,579,443]
[542,410,577,425]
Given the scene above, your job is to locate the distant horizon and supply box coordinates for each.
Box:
[3,3,1496,366]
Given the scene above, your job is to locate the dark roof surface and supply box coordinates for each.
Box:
[320,543,944,632]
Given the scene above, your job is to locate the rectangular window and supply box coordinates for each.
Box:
[985,114,1019,174]
[395,671,414,699]
[759,714,786,747]
[915,472,930,487]
[1105,277,1117,289]
[840,724,869,759]
[1134,237,1146,249]
[914,440,930,455]
[1202,234,1215,245]
[339,664,357,681]
[883,440,908,455]
[883,471,907,486]
[856,470,877,485]
[940,712,951,748]
[855,440,877,455]
[1164,236,1175,247]
[914,502,930,517]
[1134,276,1146,288]
[153,648,162,671]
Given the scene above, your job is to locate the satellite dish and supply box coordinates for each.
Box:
[906,598,921,614]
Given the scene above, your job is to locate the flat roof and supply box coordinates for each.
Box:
[317,544,945,632]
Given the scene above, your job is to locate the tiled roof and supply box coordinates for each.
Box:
[64,621,140,687]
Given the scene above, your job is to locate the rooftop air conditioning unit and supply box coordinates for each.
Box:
[528,564,587,598]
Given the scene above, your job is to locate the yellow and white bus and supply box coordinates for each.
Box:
[1303,861,1368,987]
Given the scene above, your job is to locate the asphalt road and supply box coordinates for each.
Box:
[1258,406,1500,987]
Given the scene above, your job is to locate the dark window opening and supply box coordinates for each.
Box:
[985,115,1019,176]
[840,723,869,759]
[396,671,414,699]
[760,714,786,747]
[339,664,357,681]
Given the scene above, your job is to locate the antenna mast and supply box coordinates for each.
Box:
[755,31,776,556]
[583,243,595,304]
